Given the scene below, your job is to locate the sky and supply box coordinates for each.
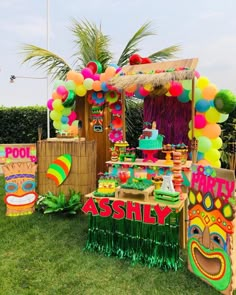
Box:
[0,0,236,107]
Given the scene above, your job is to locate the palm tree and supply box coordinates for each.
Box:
[21,19,180,80]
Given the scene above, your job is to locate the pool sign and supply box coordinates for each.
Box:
[0,144,37,164]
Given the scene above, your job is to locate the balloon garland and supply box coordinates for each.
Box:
[47,60,236,167]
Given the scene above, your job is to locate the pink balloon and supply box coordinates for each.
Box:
[56,85,68,99]
[47,98,54,110]
[81,67,93,79]
[125,92,134,97]
[68,111,77,122]
[139,86,150,97]
[169,81,183,96]
[195,114,207,129]
[194,71,200,78]
[93,73,100,81]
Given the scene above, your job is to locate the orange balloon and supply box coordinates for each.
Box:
[125,85,137,93]
[202,123,221,139]
[66,70,76,80]
[73,72,84,85]
[100,73,108,82]
[105,67,116,78]
[197,159,210,166]
[92,81,102,91]
[202,84,218,100]
[52,91,62,100]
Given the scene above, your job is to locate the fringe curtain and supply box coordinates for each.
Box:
[144,95,192,145]
[85,205,182,271]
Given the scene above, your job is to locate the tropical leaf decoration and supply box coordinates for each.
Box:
[21,19,180,80]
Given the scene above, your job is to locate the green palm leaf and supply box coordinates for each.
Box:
[71,19,112,70]
[148,45,181,61]
[21,44,72,80]
[117,21,156,67]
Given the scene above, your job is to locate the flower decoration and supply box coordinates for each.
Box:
[92,91,105,106]
[87,91,94,104]
[109,101,122,115]
[111,117,123,129]
[197,165,204,174]
[105,90,119,103]
[108,129,123,143]
[203,166,213,177]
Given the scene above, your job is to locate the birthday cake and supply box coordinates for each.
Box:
[93,174,119,197]
[138,122,164,150]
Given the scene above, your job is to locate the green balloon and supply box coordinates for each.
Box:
[62,90,75,107]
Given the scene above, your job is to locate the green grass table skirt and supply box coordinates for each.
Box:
[85,210,182,271]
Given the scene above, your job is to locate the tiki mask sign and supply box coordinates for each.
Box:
[188,165,236,295]
[2,162,38,216]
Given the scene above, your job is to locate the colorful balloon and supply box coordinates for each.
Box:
[198,136,212,153]
[195,114,207,129]
[196,76,210,89]
[169,81,183,96]
[188,87,202,101]
[177,90,190,103]
[204,148,221,162]
[52,99,64,112]
[83,78,94,90]
[202,123,221,139]
[81,67,93,79]
[205,107,221,123]
[211,137,223,149]
[202,84,218,100]
[75,85,87,97]
[92,81,102,91]
[50,110,62,121]
[65,80,76,91]
[195,99,211,113]
[218,113,229,123]
[47,99,54,110]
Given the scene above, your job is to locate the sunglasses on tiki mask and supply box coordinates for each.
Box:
[5,180,36,193]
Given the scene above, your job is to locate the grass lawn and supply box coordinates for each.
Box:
[0,176,220,295]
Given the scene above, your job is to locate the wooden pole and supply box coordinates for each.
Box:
[121,90,126,141]
[191,77,195,139]
[191,77,198,163]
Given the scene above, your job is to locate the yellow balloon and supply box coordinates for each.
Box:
[211,137,223,149]
[143,83,153,91]
[50,110,62,121]
[211,160,221,168]
[204,148,221,162]
[75,85,87,97]
[53,120,62,130]
[205,107,221,123]
[52,99,64,112]
[197,76,210,89]
[188,128,202,140]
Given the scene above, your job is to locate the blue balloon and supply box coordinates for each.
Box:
[177,90,190,103]
[101,82,109,92]
[61,115,69,124]
[189,151,204,161]
[195,99,211,112]
[134,90,145,100]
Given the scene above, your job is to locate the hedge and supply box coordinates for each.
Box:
[0,106,55,143]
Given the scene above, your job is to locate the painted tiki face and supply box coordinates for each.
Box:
[188,189,234,293]
[3,162,38,216]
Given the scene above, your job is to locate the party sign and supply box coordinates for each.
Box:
[188,164,236,295]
